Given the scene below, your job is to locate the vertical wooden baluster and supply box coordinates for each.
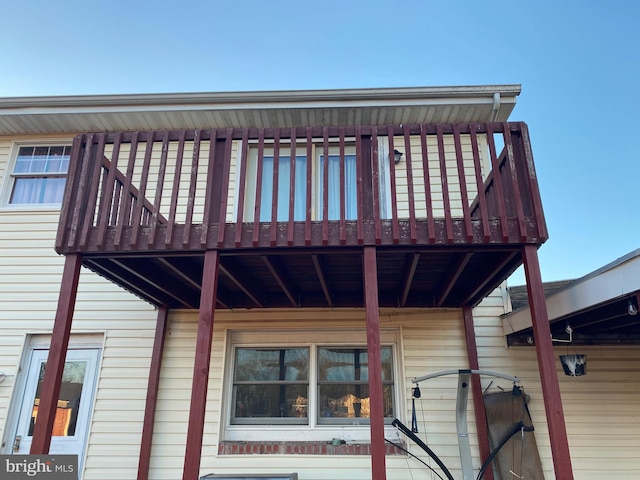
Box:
[453,124,473,243]
[131,132,155,245]
[305,129,313,246]
[56,135,83,251]
[502,122,527,242]
[235,129,249,247]
[96,133,122,248]
[402,125,417,243]
[183,129,202,247]
[79,133,106,248]
[469,124,491,242]
[149,131,169,248]
[420,125,436,244]
[252,129,265,247]
[322,127,329,245]
[271,129,281,246]
[436,125,454,243]
[486,123,509,242]
[216,128,233,248]
[201,129,218,248]
[386,126,399,243]
[68,134,95,250]
[338,126,347,245]
[519,122,548,240]
[287,127,297,246]
[115,132,139,249]
[166,130,186,248]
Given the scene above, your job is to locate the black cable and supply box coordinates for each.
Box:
[392,418,455,480]
[385,438,445,480]
[476,421,534,480]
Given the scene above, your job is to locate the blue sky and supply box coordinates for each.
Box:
[1,1,638,285]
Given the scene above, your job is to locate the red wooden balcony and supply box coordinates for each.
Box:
[55,122,547,309]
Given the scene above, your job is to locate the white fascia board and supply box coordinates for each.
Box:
[503,249,640,335]
[0,85,521,115]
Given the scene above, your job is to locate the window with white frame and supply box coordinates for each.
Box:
[242,143,360,222]
[227,330,398,439]
[5,145,71,206]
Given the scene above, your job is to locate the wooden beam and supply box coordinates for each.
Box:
[219,260,264,307]
[460,251,518,306]
[435,253,473,307]
[30,254,82,453]
[522,245,574,480]
[311,254,333,307]
[137,306,169,480]
[463,306,493,480]
[399,253,420,307]
[182,250,219,480]
[363,247,386,480]
[261,255,297,306]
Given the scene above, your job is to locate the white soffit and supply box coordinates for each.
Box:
[0,85,521,135]
[503,249,640,335]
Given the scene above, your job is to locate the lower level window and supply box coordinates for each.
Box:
[231,344,395,426]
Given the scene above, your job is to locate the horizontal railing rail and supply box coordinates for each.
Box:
[55,122,547,253]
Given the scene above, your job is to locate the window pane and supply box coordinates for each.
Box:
[318,384,394,419]
[10,177,66,204]
[318,155,357,220]
[28,361,87,437]
[318,347,393,382]
[234,384,308,420]
[235,348,308,382]
[260,156,307,222]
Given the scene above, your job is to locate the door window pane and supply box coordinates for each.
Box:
[28,361,87,437]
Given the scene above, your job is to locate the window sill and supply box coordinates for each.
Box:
[218,441,406,456]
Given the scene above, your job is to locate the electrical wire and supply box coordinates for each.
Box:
[385,438,445,480]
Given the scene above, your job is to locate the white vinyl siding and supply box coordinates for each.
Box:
[2,133,640,480]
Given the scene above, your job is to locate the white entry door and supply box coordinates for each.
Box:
[12,348,99,462]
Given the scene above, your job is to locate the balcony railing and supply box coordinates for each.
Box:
[55,122,547,254]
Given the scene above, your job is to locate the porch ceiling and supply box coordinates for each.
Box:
[505,249,640,345]
[0,85,520,134]
[81,246,524,310]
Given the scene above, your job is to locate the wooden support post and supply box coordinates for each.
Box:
[363,246,386,480]
[30,254,82,454]
[138,306,169,480]
[182,250,219,480]
[522,245,574,480]
[462,306,493,480]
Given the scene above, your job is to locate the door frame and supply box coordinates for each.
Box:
[1,334,103,474]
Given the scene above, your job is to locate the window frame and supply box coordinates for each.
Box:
[223,328,403,443]
[1,141,73,209]
[239,141,361,223]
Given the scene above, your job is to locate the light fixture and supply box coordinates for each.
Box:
[559,354,587,377]
[628,299,638,316]
[393,149,403,164]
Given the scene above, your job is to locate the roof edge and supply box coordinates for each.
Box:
[0,84,522,110]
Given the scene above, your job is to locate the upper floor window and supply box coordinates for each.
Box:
[244,144,359,223]
[7,145,71,206]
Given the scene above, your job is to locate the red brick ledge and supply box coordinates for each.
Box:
[218,441,406,455]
